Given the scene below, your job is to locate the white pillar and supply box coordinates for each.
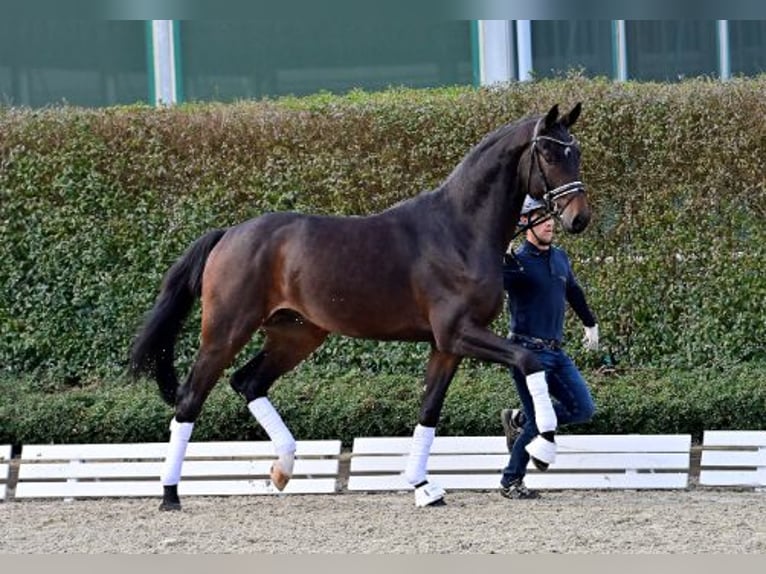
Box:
[717,20,730,81]
[151,20,177,106]
[477,20,514,85]
[515,20,533,82]
[613,20,628,81]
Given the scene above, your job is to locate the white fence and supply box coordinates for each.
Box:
[1,431,764,501]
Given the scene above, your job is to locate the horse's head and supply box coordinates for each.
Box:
[524,102,591,234]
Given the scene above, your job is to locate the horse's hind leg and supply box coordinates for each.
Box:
[160,309,264,511]
[405,347,462,507]
[159,341,249,510]
[229,311,328,491]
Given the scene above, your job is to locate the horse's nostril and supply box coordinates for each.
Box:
[571,213,589,233]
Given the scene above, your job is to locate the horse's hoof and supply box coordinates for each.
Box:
[159,500,182,511]
[270,462,291,491]
[525,434,556,469]
[414,480,446,507]
[160,484,182,510]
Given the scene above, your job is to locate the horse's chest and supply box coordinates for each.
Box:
[467,280,504,322]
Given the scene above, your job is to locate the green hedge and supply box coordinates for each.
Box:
[2,361,764,447]
[1,77,764,443]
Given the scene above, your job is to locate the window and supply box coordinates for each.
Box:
[625,21,718,81]
[0,21,148,108]
[530,21,613,79]
[179,21,472,102]
[729,21,766,77]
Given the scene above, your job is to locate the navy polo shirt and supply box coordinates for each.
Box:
[502,239,596,343]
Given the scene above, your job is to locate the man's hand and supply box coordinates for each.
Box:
[583,324,599,352]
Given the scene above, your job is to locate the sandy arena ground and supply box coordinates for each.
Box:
[1,488,765,554]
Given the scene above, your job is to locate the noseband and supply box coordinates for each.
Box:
[526,117,586,224]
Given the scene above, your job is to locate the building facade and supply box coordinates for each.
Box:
[1,20,765,108]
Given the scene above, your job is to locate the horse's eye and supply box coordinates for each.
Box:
[540,143,559,163]
[564,147,572,158]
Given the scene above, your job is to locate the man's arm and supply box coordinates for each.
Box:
[566,278,596,327]
[564,260,599,352]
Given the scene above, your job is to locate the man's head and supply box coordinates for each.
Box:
[519,196,555,249]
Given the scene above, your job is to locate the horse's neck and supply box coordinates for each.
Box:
[444,147,527,254]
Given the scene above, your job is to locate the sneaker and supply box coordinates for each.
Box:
[500,408,525,451]
[500,478,540,500]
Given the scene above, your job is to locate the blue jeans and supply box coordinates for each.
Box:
[500,343,595,487]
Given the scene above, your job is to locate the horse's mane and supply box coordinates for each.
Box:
[473,115,536,157]
[443,114,538,186]
[380,114,539,215]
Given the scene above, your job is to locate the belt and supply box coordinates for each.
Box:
[509,333,562,350]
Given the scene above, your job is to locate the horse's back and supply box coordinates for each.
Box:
[205,208,436,340]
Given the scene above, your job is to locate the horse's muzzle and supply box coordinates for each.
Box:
[558,195,591,234]
[567,211,591,234]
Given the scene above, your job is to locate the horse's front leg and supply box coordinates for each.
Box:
[437,321,558,470]
[404,347,462,507]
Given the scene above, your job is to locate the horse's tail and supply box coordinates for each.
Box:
[129,228,227,406]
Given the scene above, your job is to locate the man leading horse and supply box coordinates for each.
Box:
[130,102,591,509]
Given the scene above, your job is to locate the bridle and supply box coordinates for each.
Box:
[524,116,586,228]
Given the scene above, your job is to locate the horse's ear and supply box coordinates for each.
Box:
[544,104,560,129]
[560,102,582,128]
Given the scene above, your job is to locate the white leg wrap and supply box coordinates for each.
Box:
[526,371,557,433]
[526,434,557,465]
[404,424,435,485]
[248,397,296,476]
[160,418,194,486]
[414,480,446,507]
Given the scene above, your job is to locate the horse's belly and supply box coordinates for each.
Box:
[301,296,431,341]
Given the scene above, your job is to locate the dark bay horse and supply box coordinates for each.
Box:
[130,102,591,509]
